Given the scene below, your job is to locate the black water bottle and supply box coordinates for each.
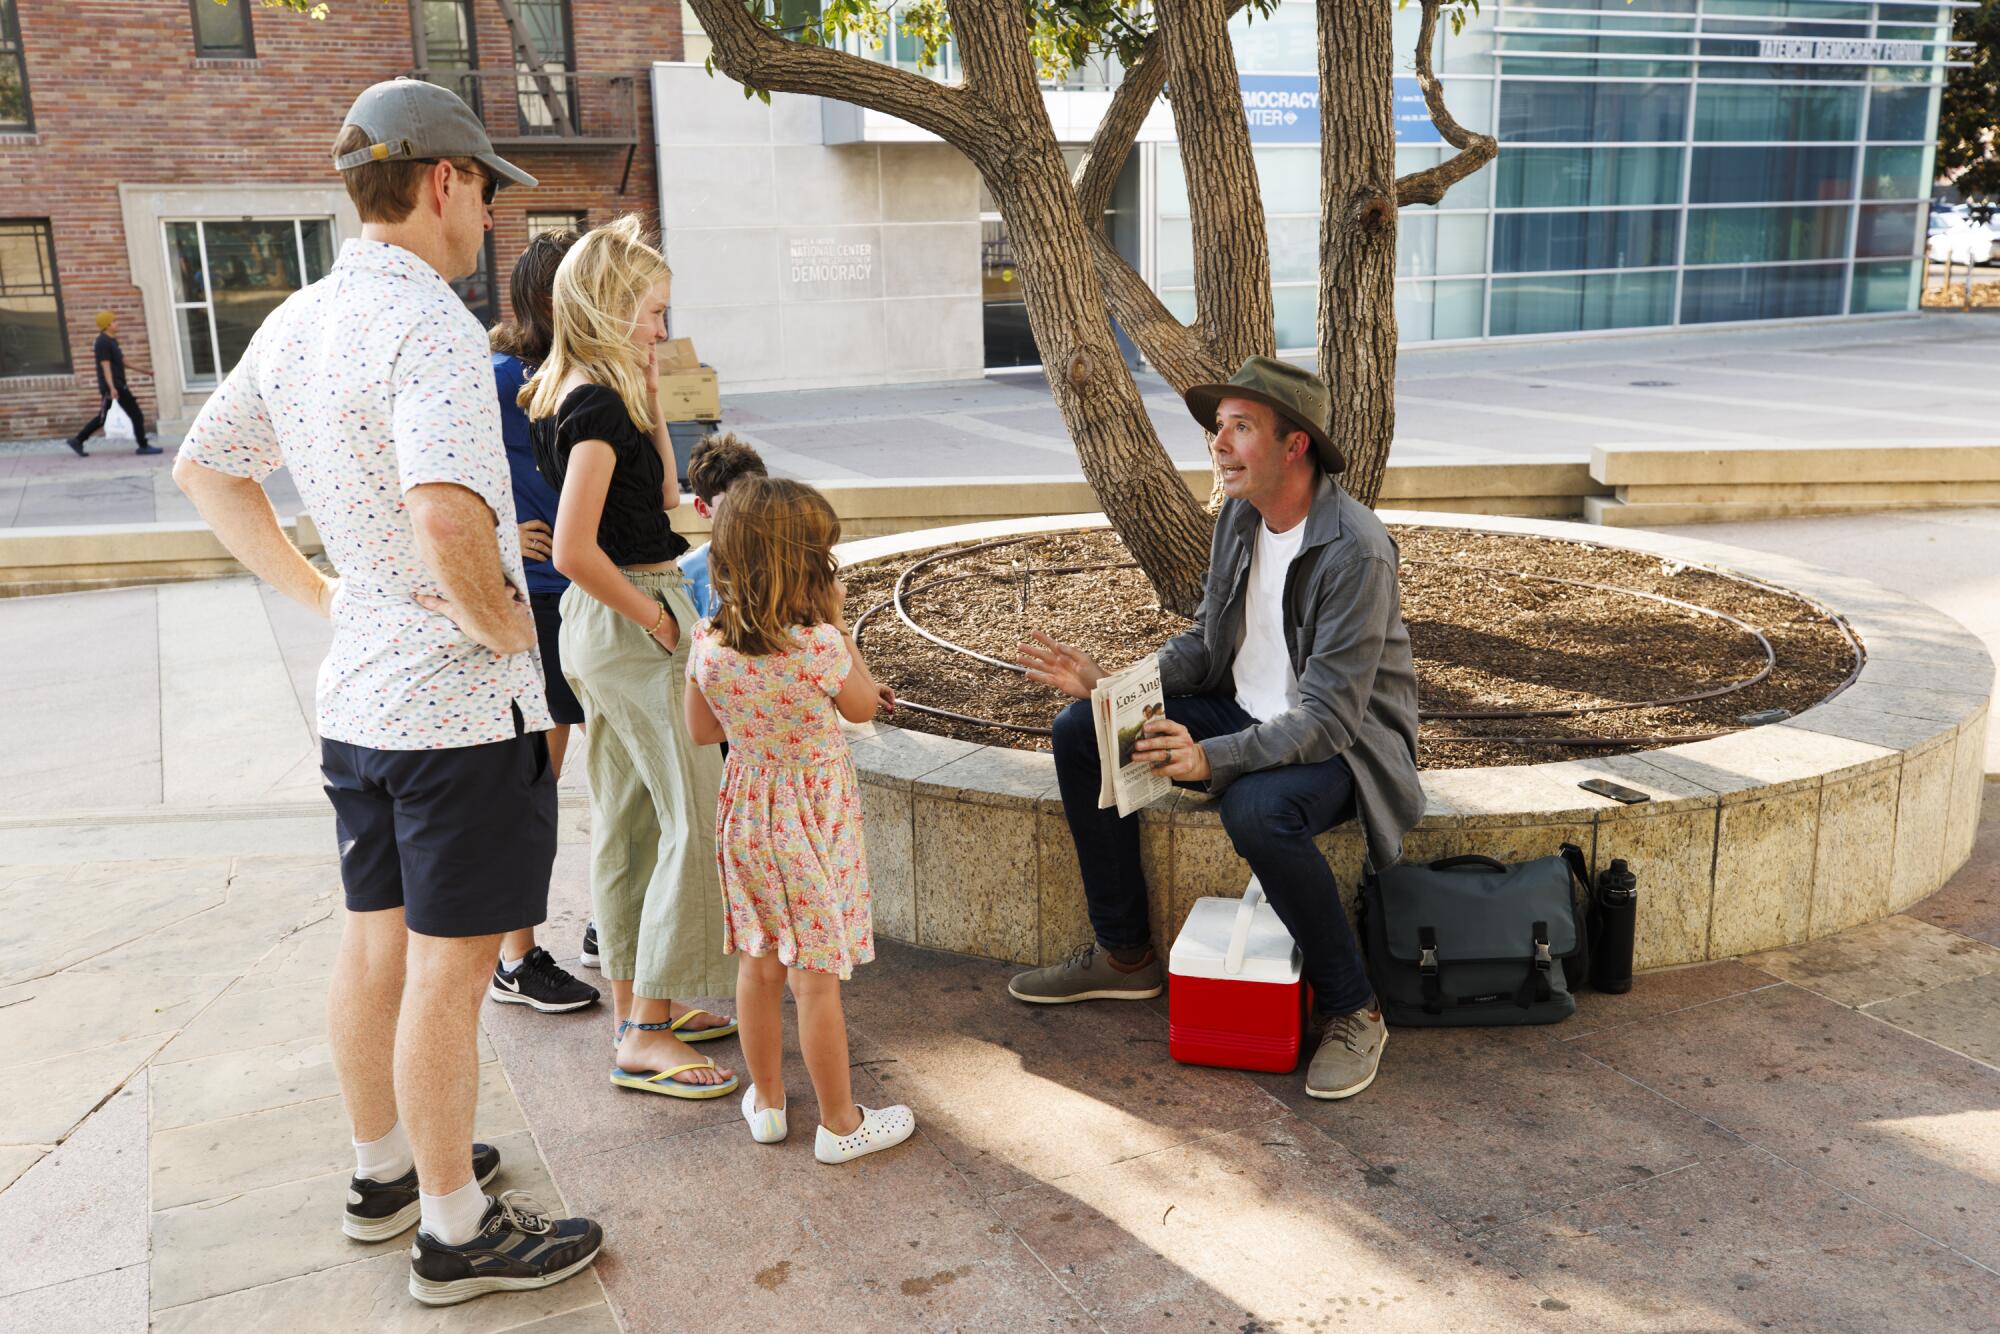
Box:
[1591,860,1638,995]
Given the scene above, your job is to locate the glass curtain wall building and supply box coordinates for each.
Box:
[1189,0,1957,349]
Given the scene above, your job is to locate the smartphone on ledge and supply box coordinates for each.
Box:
[1579,777,1652,805]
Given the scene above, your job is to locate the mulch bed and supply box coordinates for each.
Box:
[844,527,1860,769]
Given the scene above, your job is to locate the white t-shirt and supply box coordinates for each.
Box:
[1231,517,1308,723]
[179,239,551,751]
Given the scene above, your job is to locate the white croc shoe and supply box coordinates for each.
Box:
[814,1104,916,1165]
[741,1085,787,1144]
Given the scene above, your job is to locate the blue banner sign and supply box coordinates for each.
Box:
[1238,74,1444,146]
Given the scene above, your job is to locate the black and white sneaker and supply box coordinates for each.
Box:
[489,947,600,1014]
[409,1191,604,1307]
[344,1142,501,1242]
[578,922,600,970]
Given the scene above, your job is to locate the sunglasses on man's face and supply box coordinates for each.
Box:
[417,158,497,206]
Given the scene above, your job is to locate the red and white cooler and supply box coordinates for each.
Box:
[1168,878,1305,1073]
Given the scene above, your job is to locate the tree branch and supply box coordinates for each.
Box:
[1072,31,1168,221]
[1393,0,1497,207]
[684,0,994,156]
[1089,230,1220,390]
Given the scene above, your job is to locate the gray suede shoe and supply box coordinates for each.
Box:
[1305,1006,1387,1100]
[1008,943,1164,1004]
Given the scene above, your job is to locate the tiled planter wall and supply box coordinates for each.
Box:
[836,513,1993,971]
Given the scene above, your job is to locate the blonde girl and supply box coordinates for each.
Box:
[683,477,915,1163]
[528,214,737,1099]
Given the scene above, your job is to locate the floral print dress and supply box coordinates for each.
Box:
[688,622,874,979]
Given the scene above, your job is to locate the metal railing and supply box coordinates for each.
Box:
[405,68,640,149]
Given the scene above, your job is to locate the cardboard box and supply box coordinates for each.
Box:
[656,337,719,420]
[658,336,701,373]
[659,368,720,421]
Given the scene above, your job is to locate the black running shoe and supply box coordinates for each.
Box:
[66,437,87,458]
[579,922,599,970]
[489,947,600,1014]
[343,1142,500,1242]
[409,1191,604,1307]
[135,444,163,456]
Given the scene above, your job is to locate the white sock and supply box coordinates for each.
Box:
[500,950,527,972]
[352,1121,413,1183]
[419,1178,490,1246]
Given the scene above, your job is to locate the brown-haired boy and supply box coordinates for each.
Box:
[678,432,767,619]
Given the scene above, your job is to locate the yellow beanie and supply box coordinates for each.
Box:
[94,311,115,331]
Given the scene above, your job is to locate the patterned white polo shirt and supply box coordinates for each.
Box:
[180,239,553,750]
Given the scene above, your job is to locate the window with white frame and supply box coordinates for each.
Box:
[164,217,333,388]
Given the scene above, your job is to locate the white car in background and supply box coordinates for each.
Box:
[1928,205,1996,265]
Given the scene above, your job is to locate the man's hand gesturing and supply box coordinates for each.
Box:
[1017,631,1108,701]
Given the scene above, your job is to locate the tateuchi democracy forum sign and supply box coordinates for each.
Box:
[1238,74,1444,146]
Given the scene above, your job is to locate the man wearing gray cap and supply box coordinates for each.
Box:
[174,79,601,1306]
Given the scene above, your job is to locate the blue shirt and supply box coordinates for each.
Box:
[494,353,569,597]
[679,542,717,619]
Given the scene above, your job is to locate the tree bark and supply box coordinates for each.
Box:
[1156,0,1273,373]
[689,0,1214,614]
[1316,0,1398,509]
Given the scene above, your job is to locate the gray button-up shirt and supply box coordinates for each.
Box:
[1159,474,1423,871]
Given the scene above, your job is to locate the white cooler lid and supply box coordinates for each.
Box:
[1169,887,1302,984]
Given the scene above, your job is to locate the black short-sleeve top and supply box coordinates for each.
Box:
[529,383,688,566]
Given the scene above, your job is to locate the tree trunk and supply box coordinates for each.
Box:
[1316,0,1398,508]
[953,1,1213,614]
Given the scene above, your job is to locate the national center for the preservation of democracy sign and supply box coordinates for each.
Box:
[1238,74,1445,146]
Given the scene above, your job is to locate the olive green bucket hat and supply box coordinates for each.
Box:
[1184,355,1343,474]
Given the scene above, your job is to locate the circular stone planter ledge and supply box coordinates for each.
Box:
[833,511,1994,974]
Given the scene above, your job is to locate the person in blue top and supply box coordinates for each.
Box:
[678,433,767,619]
[486,229,600,1017]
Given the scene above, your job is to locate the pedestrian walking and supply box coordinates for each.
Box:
[68,311,159,457]
[172,78,601,1307]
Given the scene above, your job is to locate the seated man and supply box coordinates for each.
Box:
[1011,356,1423,1101]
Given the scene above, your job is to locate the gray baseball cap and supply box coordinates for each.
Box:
[334,78,537,191]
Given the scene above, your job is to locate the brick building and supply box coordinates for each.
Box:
[0,0,684,441]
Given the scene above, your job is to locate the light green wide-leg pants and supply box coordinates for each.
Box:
[559,569,733,1000]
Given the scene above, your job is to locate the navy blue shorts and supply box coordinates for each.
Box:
[321,708,557,937]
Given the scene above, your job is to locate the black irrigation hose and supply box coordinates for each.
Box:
[852,534,1860,747]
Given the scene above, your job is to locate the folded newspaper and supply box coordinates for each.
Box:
[1093,655,1172,817]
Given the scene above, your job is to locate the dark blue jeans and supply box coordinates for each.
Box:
[1050,692,1373,1015]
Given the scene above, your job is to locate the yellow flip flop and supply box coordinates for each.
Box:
[609,1059,739,1100]
[668,1008,738,1043]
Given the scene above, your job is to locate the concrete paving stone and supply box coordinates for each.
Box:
[152,1061,526,1210]
[1889,736,1957,913]
[158,579,318,808]
[0,1074,149,1300]
[152,976,341,1065]
[0,808,337,868]
[0,971,230,1071]
[0,1262,148,1334]
[1808,765,1901,938]
[1573,983,2000,1269]
[150,1252,608,1334]
[67,876,332,982]
[1476,1147,2000,1332]
[229,916,345,995]
[0,857,232,988]
[150,1028,497,1133]
[1747,914,2000,1009]
[495,1302,620,1334]
[990,1116,1560,1332]
[1864,969,2000,1069]
[0,1147,45,1196]
[834,941,1286,1200]
[473,985,759,1165]
[554,1099,1088,1334]
[1255,1023,1744,1233]
[149,1127,553,1311]
[1558,960,1783,1042]
[1706,785,1821,957]
[0,1034,166,1146]
[0,586,160,812]
[1910,812,2000,947]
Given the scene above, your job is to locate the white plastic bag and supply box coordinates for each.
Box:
[103,399,136,443]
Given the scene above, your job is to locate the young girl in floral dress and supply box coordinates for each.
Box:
[683,477,917,1163]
